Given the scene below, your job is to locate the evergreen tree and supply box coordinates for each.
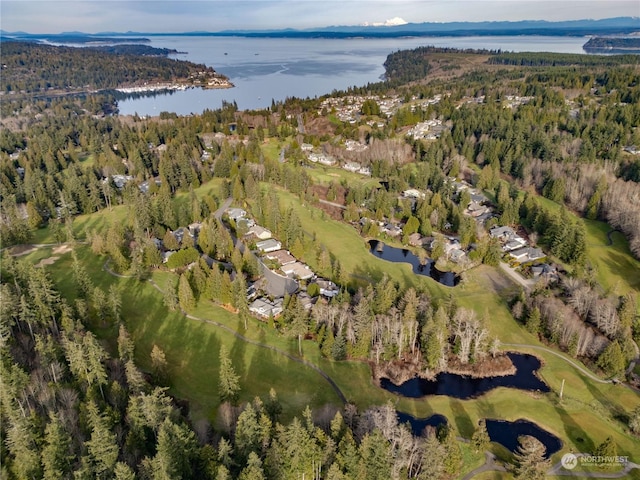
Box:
[178,273,196,311]
[472,419,490,453]
[218,346,241,404]
[513,435,550,480]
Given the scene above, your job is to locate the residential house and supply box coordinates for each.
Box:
[408,233,425,247]
[246,225,272,240]
[489,226,517,241]
[449,249,466,263]
[297,292,315,311]
[249,297,284,319]
[343,162,361,172]
[509,247,545,264]
[403,189,426,199]
[313,279,340,298]
[264,249,296,266]
[281,262,314,280]
[256,239,282,253]
[226,208,247,222]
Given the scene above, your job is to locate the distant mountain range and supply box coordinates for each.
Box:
[2,17,638,40]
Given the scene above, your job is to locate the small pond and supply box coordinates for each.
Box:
[380,353,549,400]
[486,419,562,458]
[368,240,460,286]
[396,411,448,436]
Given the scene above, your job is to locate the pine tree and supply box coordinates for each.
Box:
[178,273,196,311]
[513,435,550,480]
[218,346,240,404]
[472,419,490,453]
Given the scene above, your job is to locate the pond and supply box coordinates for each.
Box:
[368,240,460,286]
[486,419,562,458]
[396,411,448,436]
[380,353,549,400]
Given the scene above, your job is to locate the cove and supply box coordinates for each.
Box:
[396,411,448,436]
[380,353,549,400]
[486,419,562,458]
[368,240,460,286]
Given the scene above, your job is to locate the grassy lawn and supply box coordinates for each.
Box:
[18,177,639,470]
[584,219,640,297]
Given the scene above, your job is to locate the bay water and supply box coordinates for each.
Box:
[116,35,590,116]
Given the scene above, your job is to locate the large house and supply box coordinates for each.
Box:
[256,239,282,253]
[249,297,284,319]
[281,262,314,280]
[264,249,296,266]
[226,208,247,222]
[509,247,545,264]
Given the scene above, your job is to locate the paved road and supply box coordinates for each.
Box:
[461,452,506,480]
[214,197,234,220]
[498,261,535,291]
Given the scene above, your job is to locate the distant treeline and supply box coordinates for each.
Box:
[383,47,501,84]
[582,37,640,53]
[488,51,640,67]
[0,41,222,94]
[88,44,181,56]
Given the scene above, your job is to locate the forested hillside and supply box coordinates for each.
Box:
[1,44,639,479]
[0,41,229,94]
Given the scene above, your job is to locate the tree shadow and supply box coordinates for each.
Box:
[449,397,474,438]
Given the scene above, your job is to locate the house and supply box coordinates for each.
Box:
[264,249,296,266]
[237,217,256,230]
[297,292,315,311]
[281,262,314,280]
[449,248,466,263]
[226,208,247,222]
[403,189,426,199]
[531,263,559,281]
[188,222,202,236]
[301,143,314,151]
[489,226,517,241]
[162,251,176,263]
[467,202,490,218]
[509,247,545,263]
[443,237,462,256]
[502,238,527,252]
[343,162,361,173]
[256,239,282,253]
[172,227,193,244]
[408,233,425,247]
[382,223,402,237]
[313,279,340,298]
[249,297,284,319]
[246,225,272,240]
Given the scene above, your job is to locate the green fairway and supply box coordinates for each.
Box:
[584,219,640,296]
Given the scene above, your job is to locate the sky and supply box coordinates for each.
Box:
[2,0,639,34]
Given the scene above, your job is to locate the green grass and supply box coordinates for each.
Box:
[20,177,640,469]
[584,219,640,296]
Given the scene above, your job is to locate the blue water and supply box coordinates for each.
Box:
[117,35,590,115]
[396,411,448,436]
[380,352,549,399]
[368,240,460,286]
[486,419,562,458]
